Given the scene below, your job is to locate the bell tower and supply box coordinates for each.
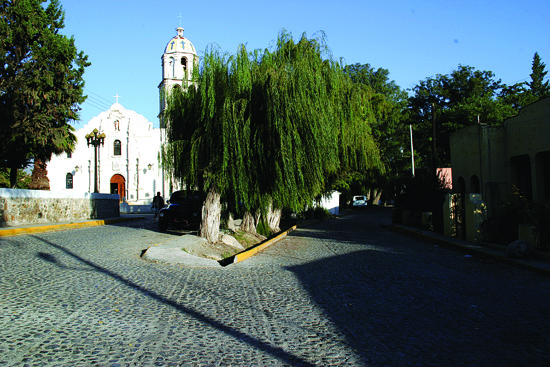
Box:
[158,26,198,125]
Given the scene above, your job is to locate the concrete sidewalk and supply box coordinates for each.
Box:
[387,224,550,277]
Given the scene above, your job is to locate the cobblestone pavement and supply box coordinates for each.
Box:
[1,209,549,366]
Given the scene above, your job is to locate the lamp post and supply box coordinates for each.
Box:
[86,128,106,193]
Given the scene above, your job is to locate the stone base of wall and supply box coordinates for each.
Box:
[0,189,119,227]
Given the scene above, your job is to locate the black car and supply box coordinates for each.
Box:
[158,191,203,231]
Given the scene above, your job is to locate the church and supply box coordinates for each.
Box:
[47,26,198,208]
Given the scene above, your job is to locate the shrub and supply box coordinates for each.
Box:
[313,206,332,221]
[498,186,550,251]
[394,170,449,232]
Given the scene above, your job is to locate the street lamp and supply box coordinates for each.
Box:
[86,128,106,193]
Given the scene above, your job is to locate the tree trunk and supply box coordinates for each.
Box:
[266,203,282,233]
[28,158,50,190]
[254,211,261,228]
[226,212,235,231]
[372,189,383,206]
[241,211,256,233]
[369,188,382,205]
[9,166,18,189]
[199,188,221,243]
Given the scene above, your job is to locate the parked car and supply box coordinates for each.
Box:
[158,191,203,231]
[352,195,368,209]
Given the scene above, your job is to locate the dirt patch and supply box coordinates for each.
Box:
[208,230,266,260]
[232,230,266,248]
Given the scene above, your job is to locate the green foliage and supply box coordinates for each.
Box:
[343,63,409,199]
[394,169,449,232]
[527,52,550,100]
[255,220,271,237]
[406,65,518,167]
[313,206,332,221]
[164,31,383,217]
[0,0,89,187]
[0,167,30,188]
[394,170,448,213]
[501,53,550,109]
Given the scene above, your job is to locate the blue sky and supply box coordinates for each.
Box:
[60,0,550,128]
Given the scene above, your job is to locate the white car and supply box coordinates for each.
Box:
[352,195,368,209]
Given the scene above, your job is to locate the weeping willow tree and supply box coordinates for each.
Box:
[164,31,383,243]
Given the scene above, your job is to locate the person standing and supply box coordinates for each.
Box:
[152,192,165,220]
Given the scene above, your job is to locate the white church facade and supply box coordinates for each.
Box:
[47,26,198,210]
[48,102,164,206]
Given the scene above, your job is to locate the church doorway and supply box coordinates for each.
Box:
[110,174,126,202]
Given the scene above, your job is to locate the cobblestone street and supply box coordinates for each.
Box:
[1,208,549,366]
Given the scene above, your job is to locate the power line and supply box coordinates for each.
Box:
[82,89,112,113]
[83,99,109,112]
[85,88,113,106]
[85,95,110,108]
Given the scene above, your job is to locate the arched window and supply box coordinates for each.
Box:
[66,173,73,189]
[181,57,187,70]
[114,140,121,156]
[470,175,480,193]
[456,176,465,195]
[169,57,175,78]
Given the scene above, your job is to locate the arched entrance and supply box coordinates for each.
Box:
[110,174,126,202]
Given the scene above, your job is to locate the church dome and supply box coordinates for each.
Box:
[164,27,196,54]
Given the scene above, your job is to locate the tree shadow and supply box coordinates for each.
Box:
[31,235,316,366]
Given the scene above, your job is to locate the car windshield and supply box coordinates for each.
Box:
[353,196,366,201]
[170,191,202,203]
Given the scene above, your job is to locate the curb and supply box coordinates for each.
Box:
[232,225,297,264]
[385,224,550,277]
[0,216,146,237]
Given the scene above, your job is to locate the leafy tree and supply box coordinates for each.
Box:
[164,31,383,242]
[502,52,550,109]
[345,63,406,103]
[525,52,550,103]
[344,63,408,203]
[0,167,30,188]
[406,65,517,167]
[0,0,89,188]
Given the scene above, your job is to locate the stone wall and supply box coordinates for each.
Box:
[0,188,119,227]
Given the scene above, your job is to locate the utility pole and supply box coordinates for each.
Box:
[432,102,437,175]
[409,125,415,177]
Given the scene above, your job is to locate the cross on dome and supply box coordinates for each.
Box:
[113,94,121,104]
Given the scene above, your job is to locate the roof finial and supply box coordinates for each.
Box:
[176,14,184,37]
[113,94,121,104]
